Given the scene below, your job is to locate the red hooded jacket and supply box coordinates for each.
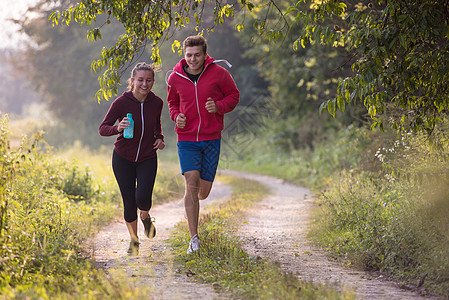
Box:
[166,55,240,142]
[99,91,164,162]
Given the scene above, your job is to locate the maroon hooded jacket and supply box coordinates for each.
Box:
[166,55,240,142]
[99,90,164,162]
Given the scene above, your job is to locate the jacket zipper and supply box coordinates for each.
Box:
[194,66,208,141]
[194,81,201,141]
[174,62,210,142]
[135,102,144,162]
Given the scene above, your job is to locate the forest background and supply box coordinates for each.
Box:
[1,0,448,298]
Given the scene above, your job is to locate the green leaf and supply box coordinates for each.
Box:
[337,95,345,112]
[319,99,330,114]
[327,99,336,117]
[285,7,298,15]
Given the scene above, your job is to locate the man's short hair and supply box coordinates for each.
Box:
[183,35,207,54]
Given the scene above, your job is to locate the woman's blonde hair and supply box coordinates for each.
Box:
[127,62,155,91]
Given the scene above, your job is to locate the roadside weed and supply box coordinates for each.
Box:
[311,131,449,297]
[56,141,185,206]
[224,118,449,298]
[0,118,142,298]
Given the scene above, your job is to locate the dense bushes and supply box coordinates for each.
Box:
[226,121,449,297]
[314,130,449,296]
[0,118,134,298]
[0,115,186,298]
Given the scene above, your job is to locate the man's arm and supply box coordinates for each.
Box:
[167,83,182,122]
[215,70,240,114]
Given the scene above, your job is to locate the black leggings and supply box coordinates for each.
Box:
[112,150,158,223]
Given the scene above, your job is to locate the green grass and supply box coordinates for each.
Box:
[56,140,185,207]
[310,137,449,297]
[0,117,184,299]
[169,175,354,299]
[223,124,376,191]
[225,122,449,298]
[0,122,134,298]
[0,119,350,299]
[5,110,449,298]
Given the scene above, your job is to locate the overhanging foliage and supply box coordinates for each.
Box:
[49,0,248,101]
[290,1,449,134]
[49,0,449,136]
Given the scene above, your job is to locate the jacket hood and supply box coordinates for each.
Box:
[122,90,156,103]
[172,54,214,73]
[166,55,233,86]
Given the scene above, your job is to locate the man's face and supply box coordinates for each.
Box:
[184,45,206,75]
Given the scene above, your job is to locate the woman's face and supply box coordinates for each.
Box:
[132,70,154,98]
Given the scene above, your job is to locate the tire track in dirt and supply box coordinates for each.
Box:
[227,170,443,300]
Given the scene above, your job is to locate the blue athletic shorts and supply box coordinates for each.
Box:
[177,139,221,182]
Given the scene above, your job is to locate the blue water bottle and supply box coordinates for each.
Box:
[123,113,134,139]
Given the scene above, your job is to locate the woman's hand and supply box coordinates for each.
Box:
[117,117,130,132]
[153,138,165,150]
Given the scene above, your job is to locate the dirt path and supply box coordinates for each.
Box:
[90,171,442,299]
[89,180,231,299]
[226,170,442,300]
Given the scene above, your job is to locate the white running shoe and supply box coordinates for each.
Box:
[187,234,200,254]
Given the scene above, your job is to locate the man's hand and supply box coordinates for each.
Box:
[176,113,186,128]
[205,97,217,113]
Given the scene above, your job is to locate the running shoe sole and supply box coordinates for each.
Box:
[141,215,156,238]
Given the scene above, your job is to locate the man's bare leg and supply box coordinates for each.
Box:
[198,179,214,200]
[184,170,200,237]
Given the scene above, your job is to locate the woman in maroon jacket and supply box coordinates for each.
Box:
[99,62,165,254]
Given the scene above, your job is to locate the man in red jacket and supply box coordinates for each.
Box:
[166,35,240,254]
